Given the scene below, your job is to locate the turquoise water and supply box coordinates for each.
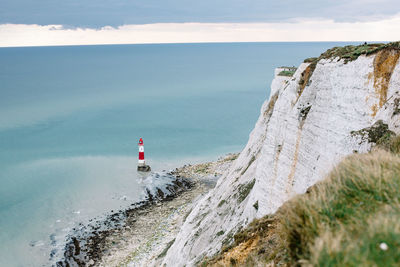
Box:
[0,42,355,266]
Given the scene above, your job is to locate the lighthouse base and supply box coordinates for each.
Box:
[137,165,151,172]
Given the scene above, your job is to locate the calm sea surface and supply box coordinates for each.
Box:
[0,42,355,266]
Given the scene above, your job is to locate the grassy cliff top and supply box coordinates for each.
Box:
[277,70,296,77]
[304,41,400,64]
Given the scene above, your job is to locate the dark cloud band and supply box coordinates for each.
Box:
[0,0,399,27]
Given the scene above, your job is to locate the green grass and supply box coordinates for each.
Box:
[278,70,296,77]
[304,42,400,65]
[203,134,400,266]
[278,149,400,266]
[312,208,400,266]
[304,57,318,63]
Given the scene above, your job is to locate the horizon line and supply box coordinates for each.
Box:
[0,40,389,49]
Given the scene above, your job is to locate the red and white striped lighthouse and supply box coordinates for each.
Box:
[137,138,151,172]
[138,138,145,165]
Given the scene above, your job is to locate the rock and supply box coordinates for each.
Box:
[138,165,151,172]
[57,172,195,266]
[163,49,400,266]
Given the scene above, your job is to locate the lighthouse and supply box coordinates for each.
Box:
[137,138,151,172]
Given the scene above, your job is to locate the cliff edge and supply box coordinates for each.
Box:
[163,43,400,266]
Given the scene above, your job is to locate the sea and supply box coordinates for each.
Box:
[0,42,355,266]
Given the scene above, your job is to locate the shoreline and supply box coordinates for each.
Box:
[58,153,238,266]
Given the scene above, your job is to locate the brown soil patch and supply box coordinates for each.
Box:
[264,92,279,118]
[371,49,400,116]
[205,216,279,267]
[296,62,316,103]
[212,236,260,266]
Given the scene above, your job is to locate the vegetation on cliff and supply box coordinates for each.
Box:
[202,135,400,266]
[299,42,400,114]
[304,41,400,64]
[278,70,296,77]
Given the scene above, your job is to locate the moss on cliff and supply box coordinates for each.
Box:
[351,120,395,144]
[237,179,256,204]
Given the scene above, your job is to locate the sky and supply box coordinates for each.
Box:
[0,0,400,46]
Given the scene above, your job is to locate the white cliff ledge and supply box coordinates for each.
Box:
[163,43,400,266]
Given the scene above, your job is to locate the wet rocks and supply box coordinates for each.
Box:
[56,174,193,267]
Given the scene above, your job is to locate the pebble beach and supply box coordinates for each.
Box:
[59,153,238,266]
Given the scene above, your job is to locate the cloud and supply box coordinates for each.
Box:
[1,15,400,47]
[1,0,400,27]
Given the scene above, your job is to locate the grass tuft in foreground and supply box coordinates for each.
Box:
[203,136,400,266]
[280,150,400,266]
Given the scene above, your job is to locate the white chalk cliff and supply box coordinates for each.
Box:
[163,48,400,266]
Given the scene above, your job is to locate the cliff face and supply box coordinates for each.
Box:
[163,47,400,266]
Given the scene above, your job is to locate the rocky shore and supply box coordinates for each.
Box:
[56,153,238,267]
